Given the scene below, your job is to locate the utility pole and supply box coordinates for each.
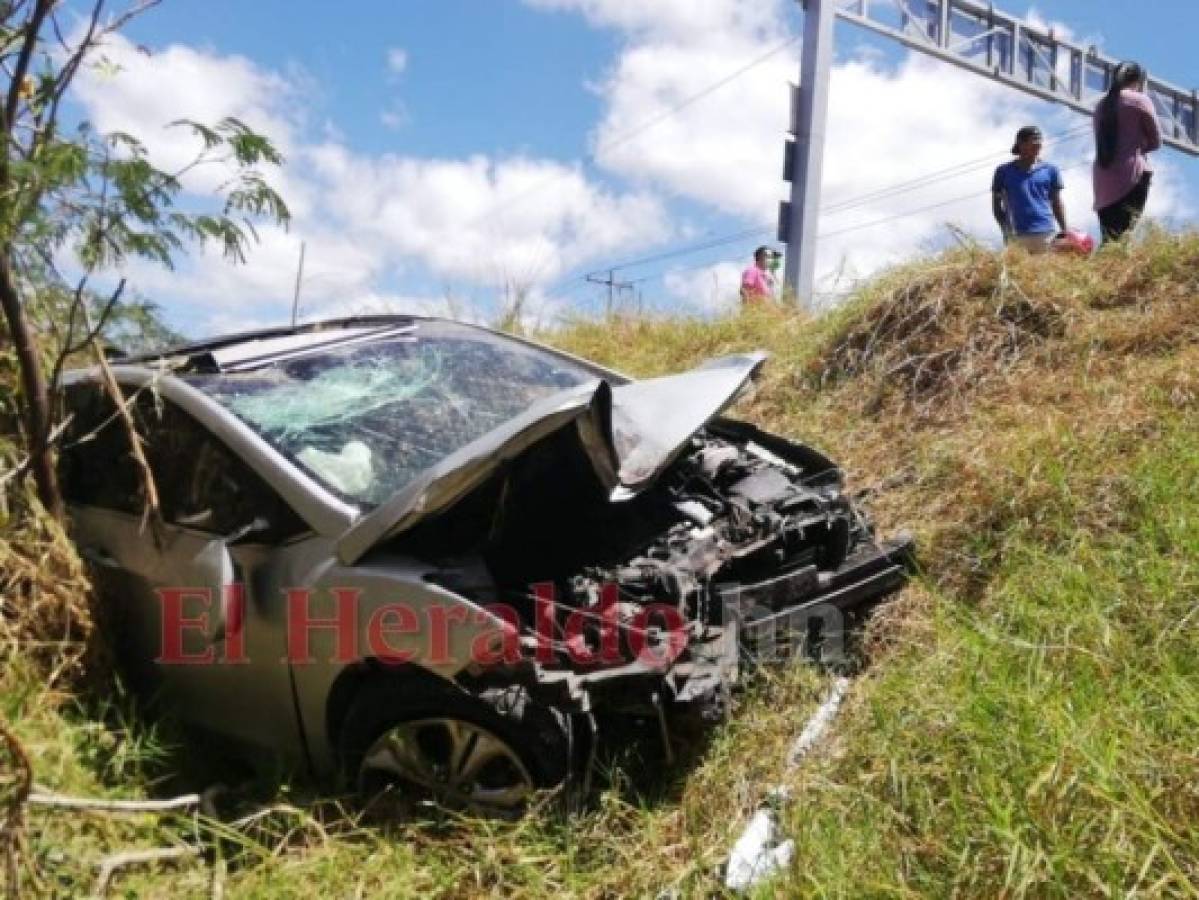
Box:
[784,0,835,309]
[586,268,634,316]
[290,240,306,326]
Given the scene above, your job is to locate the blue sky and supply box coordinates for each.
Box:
[68,0,1199,336]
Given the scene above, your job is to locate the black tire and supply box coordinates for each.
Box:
[338,676,572,818]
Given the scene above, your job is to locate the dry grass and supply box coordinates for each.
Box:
[3,229,1199,895]
[0,322,97,682]
[0,484,95,681]
[816,249,1068,416]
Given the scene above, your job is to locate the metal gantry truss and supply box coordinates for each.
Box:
[783,0,1199,305]
[835,0,1199,154]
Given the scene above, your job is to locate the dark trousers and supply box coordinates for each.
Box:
[1097,172,1152,242]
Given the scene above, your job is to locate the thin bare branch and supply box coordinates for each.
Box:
[38,0,105,150]
[102,0,162,36]
[48,7,69,52]
[91,845,200,898]
[0,411,71,489]
[27,788,201,812]
[46,276,125,397]
[60,373,166,457]
[77,280,164,541]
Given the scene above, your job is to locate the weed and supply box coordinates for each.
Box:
[4,231,1199,896]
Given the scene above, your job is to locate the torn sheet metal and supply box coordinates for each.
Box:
[337,380,619,565]
[337,353,765,563]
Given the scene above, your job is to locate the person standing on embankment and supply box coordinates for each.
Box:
[1093,61,1162,243]
[992,125,1069,254]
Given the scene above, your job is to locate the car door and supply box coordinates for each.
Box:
[61,382,312,755]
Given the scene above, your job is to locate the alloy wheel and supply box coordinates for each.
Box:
[358,717,536,816]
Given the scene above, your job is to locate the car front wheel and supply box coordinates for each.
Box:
[338,678,572,819]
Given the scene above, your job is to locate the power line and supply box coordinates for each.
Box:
[819,157,1091,240]
[566,124,1095,289]
[594,37,800,160]
[821,123,1093,213]
[576,225,774,278]
[467,35,800,232]
[623,157,1093,288]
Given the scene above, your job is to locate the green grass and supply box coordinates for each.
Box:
[777,420,1199,897]
[5,231,1199,896]
[5,656,831,896]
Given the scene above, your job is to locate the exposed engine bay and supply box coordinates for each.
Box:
[402,419,913,717]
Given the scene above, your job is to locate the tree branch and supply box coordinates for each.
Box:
[38,0,105,150]
[78,279,163,540]
[2,0,54,139]
[46,275,125,399]
[91,846,200,898]
[0,720,36,900]
[27,788,201,812]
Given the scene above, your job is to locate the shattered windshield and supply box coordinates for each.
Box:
[188,323,595,506]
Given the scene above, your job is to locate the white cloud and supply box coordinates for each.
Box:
[301,144,670,287]
[590,35,795,218]
[68,34,672,335]
[526,0,785,44]
[663,260,743,314]
[74,35,301,189]
[386,47,409,75]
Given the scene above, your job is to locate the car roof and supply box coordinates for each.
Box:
[90,313,628,384]
[117,314,425,366]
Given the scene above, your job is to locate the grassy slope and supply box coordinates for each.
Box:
[4,233,1199,896]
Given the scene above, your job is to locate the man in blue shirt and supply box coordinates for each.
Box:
[991,125,1068,253]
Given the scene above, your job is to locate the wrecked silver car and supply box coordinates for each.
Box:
[59,316,912,814]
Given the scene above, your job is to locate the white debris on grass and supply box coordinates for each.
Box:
[724,806,796,893]
[787,675,851,766]
[724,676,851,893]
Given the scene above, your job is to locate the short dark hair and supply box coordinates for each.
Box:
[1011,125,1043,154]
[754,245,769,259]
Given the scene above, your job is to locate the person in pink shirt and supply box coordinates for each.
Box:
[1093,61,1162,242]
[740,246,776,305]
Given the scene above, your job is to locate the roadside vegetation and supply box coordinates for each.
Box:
[3,230,1198,896]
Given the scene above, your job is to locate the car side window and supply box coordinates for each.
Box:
[60,382,142,515]
[135,394,309,542]
[60,382,308,542]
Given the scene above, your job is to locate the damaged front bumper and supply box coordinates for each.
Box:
[486,534,916,719]
[735,533,915,658]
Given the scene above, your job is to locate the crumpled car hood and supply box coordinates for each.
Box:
[336,352,767,565]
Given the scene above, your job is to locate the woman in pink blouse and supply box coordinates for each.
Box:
[1093,61,1162,242]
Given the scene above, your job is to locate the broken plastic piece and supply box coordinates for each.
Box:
[724,807,795,892]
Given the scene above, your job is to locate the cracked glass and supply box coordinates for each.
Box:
[189,323,594,506]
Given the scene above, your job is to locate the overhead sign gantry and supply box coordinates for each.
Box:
[782,0,1199,304]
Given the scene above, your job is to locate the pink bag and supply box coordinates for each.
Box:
[1052,230,1095,255]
